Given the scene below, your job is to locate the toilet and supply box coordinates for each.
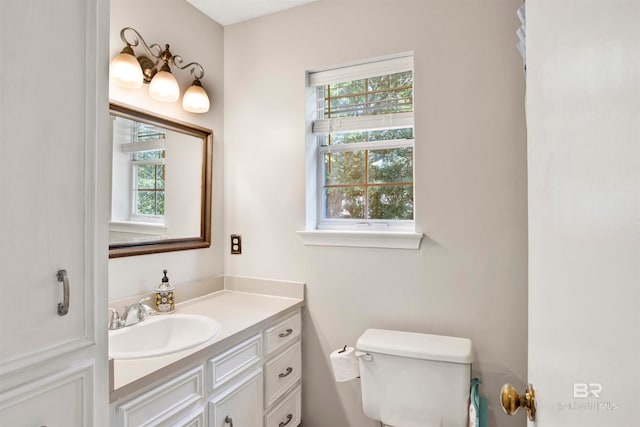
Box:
[356,329,473,427]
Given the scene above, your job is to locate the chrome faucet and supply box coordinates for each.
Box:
[109,297,155,330]
[108,307,123,330]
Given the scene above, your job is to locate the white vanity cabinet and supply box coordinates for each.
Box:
[0,0,109,424]
[111,308,302,427]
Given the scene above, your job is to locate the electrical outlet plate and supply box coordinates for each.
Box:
[231,234,241,254]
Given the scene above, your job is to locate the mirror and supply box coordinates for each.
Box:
[109,102,212,258]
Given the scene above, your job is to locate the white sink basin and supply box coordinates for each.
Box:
[109,314,221,360]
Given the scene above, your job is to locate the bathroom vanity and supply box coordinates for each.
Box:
[109,280,304,427]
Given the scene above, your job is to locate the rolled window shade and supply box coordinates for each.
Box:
[308,54,413,87]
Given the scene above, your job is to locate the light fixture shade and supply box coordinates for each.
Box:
[182,80,210,113]
[110,50,143,88]
[149,70,180,102]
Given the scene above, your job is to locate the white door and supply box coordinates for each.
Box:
[0,0,109,424]
[524,1,640,426]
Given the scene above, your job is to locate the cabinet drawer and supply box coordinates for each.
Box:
[264,312,301,356]
[116,366,203,427]
[264,342,301,407]
[264,385,301,427]
[208,334,262,391]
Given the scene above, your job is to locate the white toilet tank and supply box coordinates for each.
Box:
[356,329,473,427]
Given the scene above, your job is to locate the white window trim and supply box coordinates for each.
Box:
[297,230,422,250]
[130,212,164,224]
[299,54,423,250]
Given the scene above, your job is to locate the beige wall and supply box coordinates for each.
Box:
[223,1,527,426]
[108,0,224,299]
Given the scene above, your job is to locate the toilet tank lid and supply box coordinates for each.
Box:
[356,329,473,364]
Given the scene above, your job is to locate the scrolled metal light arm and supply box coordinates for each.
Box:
[118,27,205,82]
[120,27,163,62]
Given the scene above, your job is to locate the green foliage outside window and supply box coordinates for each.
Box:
[324,147,413,220]
[323,130,414,220]
[322,71,413,118]
[133,149,165,217]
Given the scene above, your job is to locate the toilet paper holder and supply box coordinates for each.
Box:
[338,344,372,361]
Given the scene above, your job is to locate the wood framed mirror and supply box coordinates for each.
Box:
[108,102,212,258]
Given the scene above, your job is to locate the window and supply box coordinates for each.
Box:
[125,123,166,223]
[300,54,422,249]
[132,150,165,219]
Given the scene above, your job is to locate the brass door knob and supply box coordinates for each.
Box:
[500,383,536,421]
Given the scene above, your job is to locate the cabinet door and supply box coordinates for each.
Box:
[0,0,109,423]
[0,0,101,372]
[0,364,93,427]
[209,369,263,427]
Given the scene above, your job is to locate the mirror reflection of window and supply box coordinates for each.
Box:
[128,124,166,222]
[109,116,203,245]
[132,152,165,219]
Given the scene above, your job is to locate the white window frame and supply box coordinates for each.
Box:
[130,157,165,223]
[316,138,415,231]
[298,53,423,249]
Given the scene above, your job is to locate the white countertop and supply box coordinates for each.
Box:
[110,287,303,402]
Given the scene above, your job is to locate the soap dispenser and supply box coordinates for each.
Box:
[155,269,175,313]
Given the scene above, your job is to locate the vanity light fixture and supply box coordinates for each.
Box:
[110,27,211,113]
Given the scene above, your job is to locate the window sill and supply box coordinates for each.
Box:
[296,230,423,250]
[109,220,166,236]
